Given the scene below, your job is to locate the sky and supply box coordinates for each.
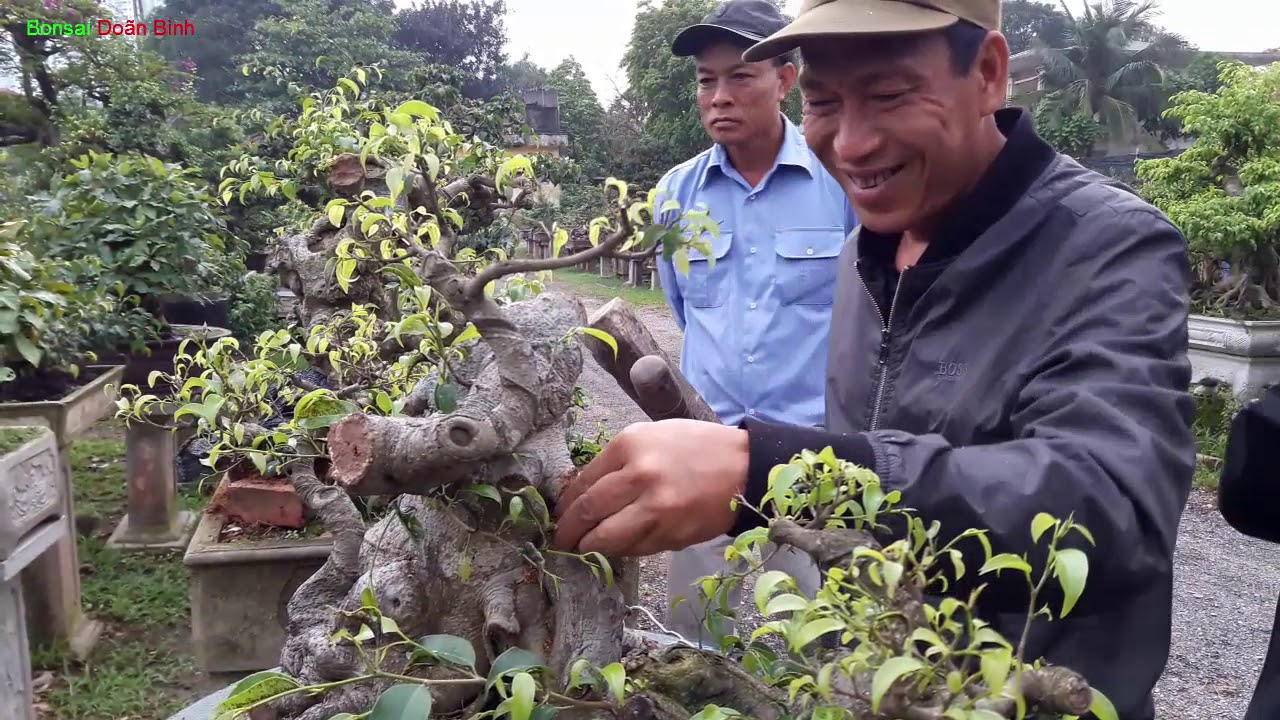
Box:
[393,0,1278,104]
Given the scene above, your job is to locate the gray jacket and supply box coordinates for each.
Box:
[737,110,1194,720]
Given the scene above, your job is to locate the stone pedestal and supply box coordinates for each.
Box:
[0,367,121,661]
[108,409,195,551]
[2,519,67,720]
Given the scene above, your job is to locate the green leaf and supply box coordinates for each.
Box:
[361,585,376,609]
[487,647,545,689]
[753,570,792,613]
[1089,689,1120,720]
[327,202,346,227]
[450,323,481,347]
[395,100,437,119]
[870,656,924,713]
[468,484,502,506]
[412,634,477,669]
[1031,512,1058,543]
[434,382,458,413]
[979,553,1032,576]
[375,391,394,414]
[573,327,618,359]
[214,670,300,714]
[510,672,536,720]
[599,662,627,703]
[763,593,809,616]
[369,684,433,720]
[791,617,843,651]
[979,647,1012,695]
[1052,548,1089,617]
[386,165,406,201]
[13,334,40,367]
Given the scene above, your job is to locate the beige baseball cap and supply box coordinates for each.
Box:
[742,0,1001,62]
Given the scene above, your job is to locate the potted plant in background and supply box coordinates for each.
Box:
[27,150,234,387]
[1137,61,1280,401]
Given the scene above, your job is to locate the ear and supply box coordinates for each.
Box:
[777,61,798,100]
[974,32,1010,116]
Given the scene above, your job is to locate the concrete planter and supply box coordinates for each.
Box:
[0,426,67,720]
[184,511,331,683]
[0,364,123,441]
[1188,314,1280,400]
[0,429,61,560]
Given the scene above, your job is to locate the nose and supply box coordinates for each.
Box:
[710,80,733,108]
[831,110,883,166]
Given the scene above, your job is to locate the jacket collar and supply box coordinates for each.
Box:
[699,113,815,189]
[857,107,1058,268]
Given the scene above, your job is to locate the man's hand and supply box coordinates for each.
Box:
[552,419,750,556]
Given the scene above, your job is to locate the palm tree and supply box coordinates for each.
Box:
[1035,0,1188,143]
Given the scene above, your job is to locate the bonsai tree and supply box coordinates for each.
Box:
[116,71,1116,720]
[0,219,156,402]
[1136,61,1280,319]
[28,150,232,329]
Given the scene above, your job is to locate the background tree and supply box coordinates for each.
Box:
[1136,62,1280,319]
[501,53,550,93]
[1001,0,1069,55]
[394,0,509,99]
[233,0,421,113]
[546,57,607,176]
[1035,0,1187,145]
[150,0,279,103]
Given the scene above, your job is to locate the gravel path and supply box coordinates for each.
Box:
[553,280,1280,719]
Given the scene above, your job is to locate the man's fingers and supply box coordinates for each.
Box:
[551,467,643,551]
[555,429,630,518]
[577,502,659,557]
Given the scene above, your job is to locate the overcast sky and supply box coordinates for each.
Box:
[393,0,1277,103]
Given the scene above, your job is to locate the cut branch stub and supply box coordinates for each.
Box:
[583,298,716,423]
[328,153,367,197]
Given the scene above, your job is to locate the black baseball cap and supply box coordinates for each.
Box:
[671,0,791,57]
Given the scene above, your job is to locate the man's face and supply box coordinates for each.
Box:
[695,40,795,147]
[797,31,1008,234]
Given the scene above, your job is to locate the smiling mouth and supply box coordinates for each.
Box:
[851,165,905,190]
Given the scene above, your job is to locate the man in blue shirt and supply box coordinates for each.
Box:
[653,0,857,642]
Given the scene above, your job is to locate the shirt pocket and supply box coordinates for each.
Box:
[680,230,733,308]
[774,227,846,305]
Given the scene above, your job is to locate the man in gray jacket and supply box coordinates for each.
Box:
[553,1,1195,718]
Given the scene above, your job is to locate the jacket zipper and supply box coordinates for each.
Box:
[855,260,908,431]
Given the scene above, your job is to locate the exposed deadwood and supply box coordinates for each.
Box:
[622,645,788,720]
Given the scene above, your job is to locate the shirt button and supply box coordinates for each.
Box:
[749,302,757,309]
[748,194,756,201]
[806,248,814,255]
[747,355,755,363]
[750,247,757,254]
[749,409,757,415]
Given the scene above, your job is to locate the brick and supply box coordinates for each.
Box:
[209,474,305,529]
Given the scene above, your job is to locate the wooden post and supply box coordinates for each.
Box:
[107,404,196,551]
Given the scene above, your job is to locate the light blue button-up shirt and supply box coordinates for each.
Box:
[654,115,857,428]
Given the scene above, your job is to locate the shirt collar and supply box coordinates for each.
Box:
[698,113,815,189]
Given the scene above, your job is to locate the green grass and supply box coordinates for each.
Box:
[0,427,43,455]
[32,427,211,720]
[548,267,668,307]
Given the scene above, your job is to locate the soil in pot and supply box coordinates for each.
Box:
[0,364,110,404]
[98,324,233,389]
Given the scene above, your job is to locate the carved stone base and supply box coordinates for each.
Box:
[1188,314,1280,401]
